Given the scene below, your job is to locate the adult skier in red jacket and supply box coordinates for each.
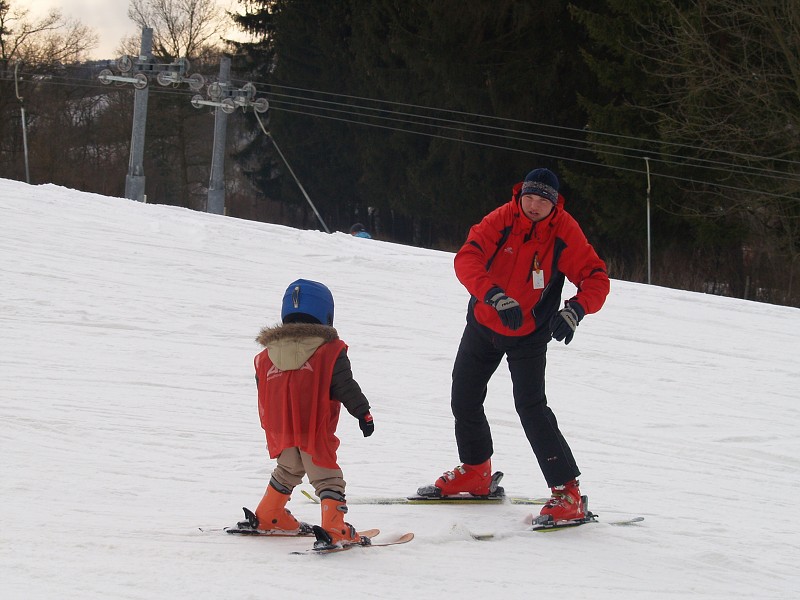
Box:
[420,168,610,522]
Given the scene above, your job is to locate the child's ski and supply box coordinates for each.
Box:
[218,506,313,536]
[290,531,414,555]
[223,525,314,536]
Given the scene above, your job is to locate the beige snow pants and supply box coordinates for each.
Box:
[272,447,346,496]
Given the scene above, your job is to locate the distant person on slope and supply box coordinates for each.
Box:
[349,223,372,239]
[238,279,374,546]
[418,168,610,524]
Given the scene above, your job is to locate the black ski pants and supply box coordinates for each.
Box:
[450,316,580,488]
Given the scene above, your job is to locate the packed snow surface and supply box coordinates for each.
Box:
[1,179,798,599]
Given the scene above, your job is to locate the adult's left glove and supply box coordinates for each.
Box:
[358,412,374,437]
[550,301,585,345]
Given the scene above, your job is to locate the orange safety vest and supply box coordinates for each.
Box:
[254,339,347,469]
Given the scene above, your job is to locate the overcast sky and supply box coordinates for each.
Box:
[24,0,246,60]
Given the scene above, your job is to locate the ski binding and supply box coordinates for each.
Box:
[224,507,314,536]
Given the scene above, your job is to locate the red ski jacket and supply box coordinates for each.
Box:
[454,185,610,337]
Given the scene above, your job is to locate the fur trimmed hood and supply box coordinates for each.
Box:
[256,322,339,347]
[256,323,340,371]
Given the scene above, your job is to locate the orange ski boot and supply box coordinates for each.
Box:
[315,490,363,547]
[252,479,306,532]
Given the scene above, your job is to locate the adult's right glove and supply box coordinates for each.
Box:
[485,287,523,330]
[358,412,374,437]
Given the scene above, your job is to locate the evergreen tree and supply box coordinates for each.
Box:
[227,0,279,197]
[230,0,595,245]
[351,0,598,243]
[567,0,691,282]
[571,0,800,303]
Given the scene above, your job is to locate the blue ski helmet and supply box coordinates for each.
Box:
[281,279,334,326]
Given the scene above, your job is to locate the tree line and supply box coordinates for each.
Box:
[1,0,798,307]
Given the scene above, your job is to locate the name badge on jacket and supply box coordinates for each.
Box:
[532,253,545,289]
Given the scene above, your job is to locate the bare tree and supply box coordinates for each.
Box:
[0,2,97,68]
[127,0,226,59]
[631,0,800,303]
[640,1,800,184]
[0,1,99,183]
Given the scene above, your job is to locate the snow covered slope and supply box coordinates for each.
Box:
[1,178,798,599]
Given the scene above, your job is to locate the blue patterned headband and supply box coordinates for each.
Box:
[520,180,558,204]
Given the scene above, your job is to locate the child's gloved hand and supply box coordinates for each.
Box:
[358,412,374,437]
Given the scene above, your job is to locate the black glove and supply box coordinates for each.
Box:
[550,301,585,345]
[358,412,374,437]
[485,287,523,330]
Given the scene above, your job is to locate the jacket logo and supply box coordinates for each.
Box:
[504,247,513,254]
[266,362,314,380]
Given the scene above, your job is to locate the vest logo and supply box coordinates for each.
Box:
[266,362,314,380]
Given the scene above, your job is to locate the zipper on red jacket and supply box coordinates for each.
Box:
[523,220,535,243]
[485,225,512,271]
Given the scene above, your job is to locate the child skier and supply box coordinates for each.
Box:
[239,279,374,545]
